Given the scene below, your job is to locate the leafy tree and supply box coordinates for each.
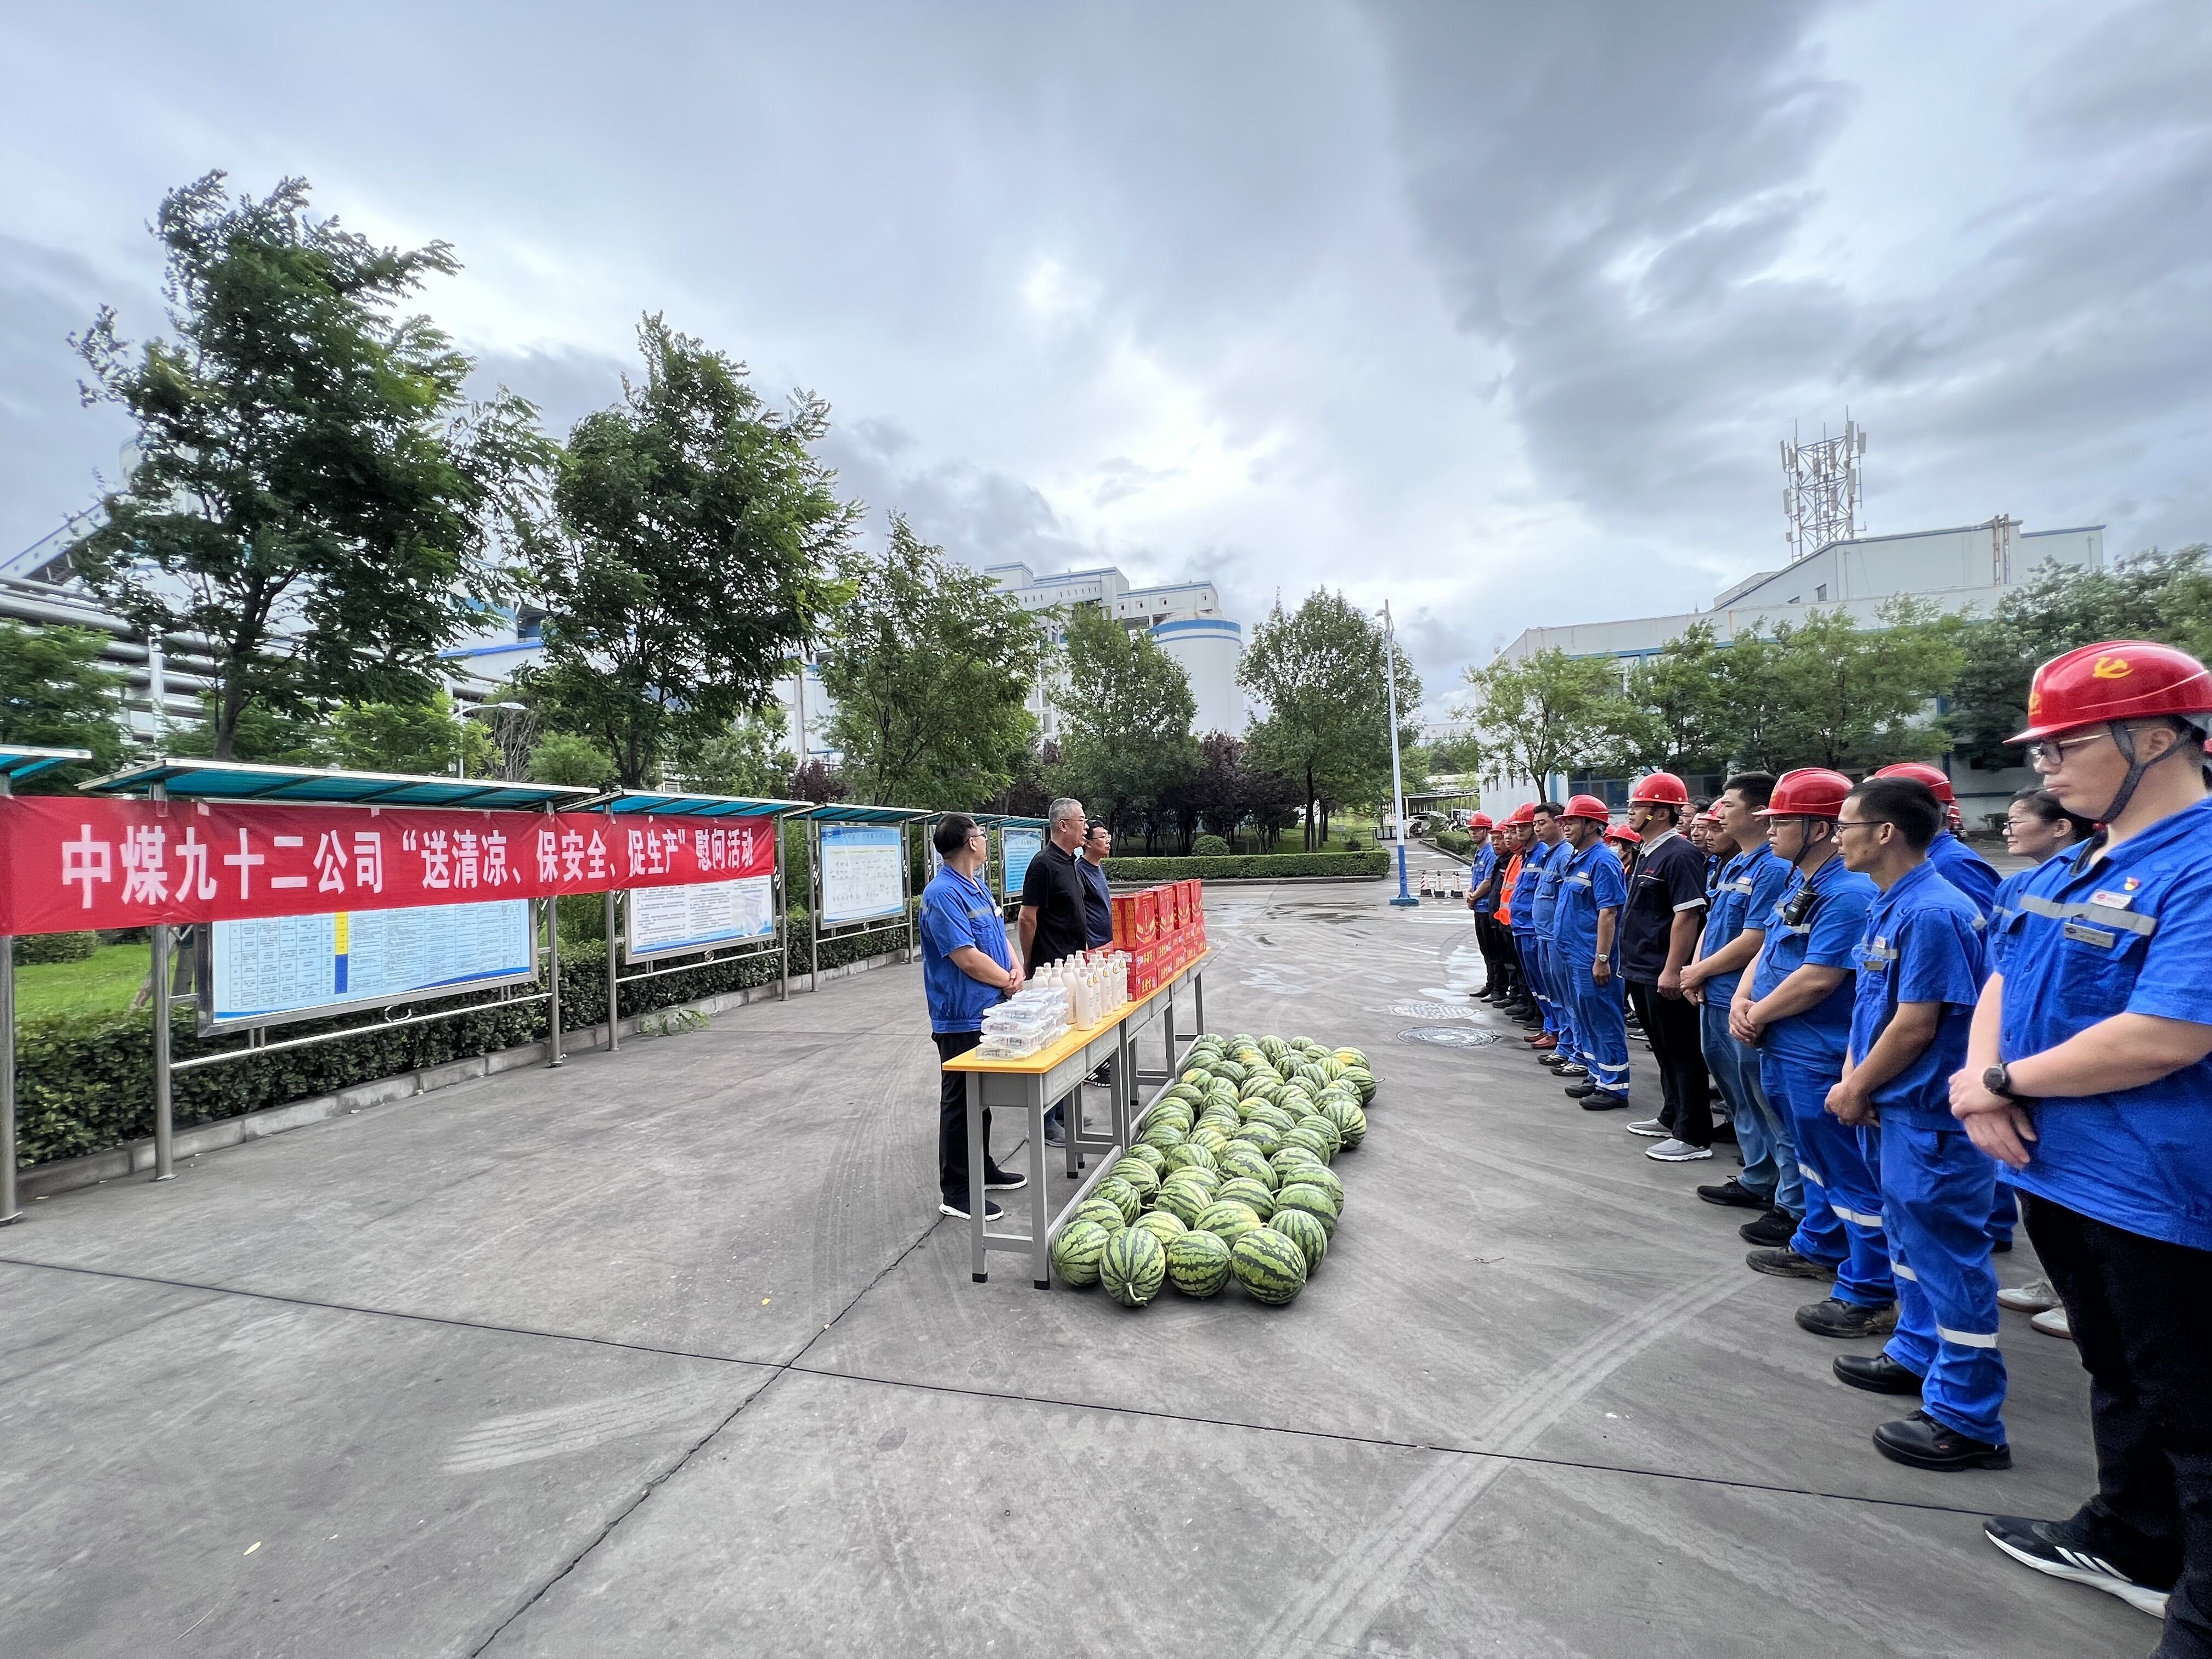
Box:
[165,693,325,766]
[1425,727,1484,777]
[1950,546,2212,769]
[1454,646,1622,797]
[1240,589,1419,849]
[984,737,1057,820]
[0,622,126,789]
[681,704,797,798]
[1752,599,1965,771]
[1614,621,1740,775]
[70,172,546,760]
[817,516,1042,806]
[527,730,617,789]
[527,313,853,788]
[787,757,844,805]
[1053,602,1199,837]
[322,692,495,776]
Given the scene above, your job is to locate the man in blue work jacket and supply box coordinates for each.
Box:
[1682,772,1800,1236]
[1950,641,2212,1651]
[1515,803,1564,1048]
[1827,775,2008,1471]
[1531,803,1587,1080]
[1463,814,1502,998]
[1551,795,1630,1108]
[1730,768,1892,1335]
[920,813,1026,1222]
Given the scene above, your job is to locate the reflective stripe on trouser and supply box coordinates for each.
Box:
[1759,1051,1893,1304]
[1870,1119,2008,1446]
[1988,1175,2017,1244]
[1701,1000,1801,1215]
[1562,956,1629,1095]
[1540,937,1582,1062]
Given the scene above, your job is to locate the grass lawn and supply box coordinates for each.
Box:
[15,943,153,1021]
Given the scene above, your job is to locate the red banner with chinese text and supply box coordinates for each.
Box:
[0,797,780,936]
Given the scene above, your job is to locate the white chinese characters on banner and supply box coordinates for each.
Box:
[819,824,905,924]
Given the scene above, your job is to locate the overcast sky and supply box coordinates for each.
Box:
[4,1,2207,724]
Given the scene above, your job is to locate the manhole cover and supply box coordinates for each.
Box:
[1385,1001,1481,1020]
[1397,1026,1506,1047]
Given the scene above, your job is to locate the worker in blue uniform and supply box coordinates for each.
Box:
[1731,767,1892,1335]
[1531,804,1586,1081]
[1517,803,1565,1055]
[1551,794,1630,1108]
[1826,775,2008,1470]
[1507,808,1550,1034]
[1464,814,1502,998]
[1951,641,2212,1653]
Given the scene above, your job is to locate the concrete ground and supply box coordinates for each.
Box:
[0,881,2148,1657]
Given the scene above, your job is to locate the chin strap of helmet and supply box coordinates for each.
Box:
[2100,717,2207,826]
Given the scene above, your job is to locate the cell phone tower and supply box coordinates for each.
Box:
[1781,416,1865,558]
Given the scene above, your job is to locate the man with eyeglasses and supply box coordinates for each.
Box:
[1827,775,2007,1472]
[1950,641,2212,1650]
[921,812,1025,1222]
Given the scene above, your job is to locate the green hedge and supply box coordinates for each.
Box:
[1102,852,1390,882]
[13,923,911,1170]
[1431,828,1473,855]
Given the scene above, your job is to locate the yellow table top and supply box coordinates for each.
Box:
[941,950,1210,1074]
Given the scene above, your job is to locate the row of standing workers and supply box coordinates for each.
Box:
[1457,640,2212,1659]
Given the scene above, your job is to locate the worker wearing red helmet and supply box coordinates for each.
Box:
[1550,794,1630,1107]
[1949,642,2212,1641]
[1618,771,1716,1160]
[1490,808,1537,1019]
[1605,822,1641,876]
[1463,812,1504,1000]
[1731,768,1893,1335]
[1874,763,2001,921]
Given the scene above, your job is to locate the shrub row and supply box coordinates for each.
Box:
[1101,851,1390,882]
[14,923,910,1169]
[1431,828,1474,855]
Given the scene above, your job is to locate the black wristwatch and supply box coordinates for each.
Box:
[1984,1062,2028,1102]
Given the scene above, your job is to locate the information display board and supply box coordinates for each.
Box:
[819,823,905,924]
[203,898,535,1030]
[1000,826,1042,903]
[625,874,776,963]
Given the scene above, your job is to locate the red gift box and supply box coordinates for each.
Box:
[1113,889,1158,950]
[1129,941,1161,998]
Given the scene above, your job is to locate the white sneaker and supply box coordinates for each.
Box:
[1997,1278,2061,1313]
[1624,1119,1669,1138]
[1646,1137,1714,1162]
[2031,1305,2073,1340]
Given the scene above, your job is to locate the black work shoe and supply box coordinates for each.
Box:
[938,1197,1004,1221]
[1795,1296,1899,1339]
[1835,1352,1922,1395]
[1739,1208,1797,1248]
[1747,1245,1835,1280]
[1553,1063,1590,1079]
[1562,1080,1598,1098]
[983,1165,1027,1192]
[1698,1177,1769,1210]
[1982,1515,2171,1617]
[1874,1410,2011,1471]
[1579,1091,1630,1111]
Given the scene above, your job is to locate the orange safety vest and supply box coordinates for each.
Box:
[1497,852,1524,929]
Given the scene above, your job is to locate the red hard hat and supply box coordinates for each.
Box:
[1628,771,1690,806]
[1503,803,1537,826]
[1874,761,1955,804]
[1561,793,1611,824]
[1755,766,1854,820]
[1606,825,1642,844]
[1468,812,1494,829]
[2009,640,2212,743]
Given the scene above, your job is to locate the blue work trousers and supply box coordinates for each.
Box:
[1561,955,1629,1098]
[1701,1000,1802,1217]
[1539,937,1581,1061]
[1989,1176,2018,1247]
[1867,1120,2008,1446]
[1511,927,1542,1017]
[1759,1051,1894,1307]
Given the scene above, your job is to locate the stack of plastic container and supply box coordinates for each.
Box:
[976,987,1070,1058]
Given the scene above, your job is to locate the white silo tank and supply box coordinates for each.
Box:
[1149,618,1245,736]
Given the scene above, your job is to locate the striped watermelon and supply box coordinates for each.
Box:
[1270,1146,1324,1182]
[1283,1126,1334,1163]
[1050,1220,1110,1286]
[1229,1227,1308,1305]
[1163,1142,1217,1176]
[1093,1176,1143,1224]
[1193,1200,1263,1245]
[1141,1120,1187,1150]
[1101,1227,1167,1307]
[1333,1046,1368,1069]
[1133,1210,1187,1248]
[1179,1068,1212,1087]
[1274,1183,1338,1237]
[1272,1206,1329,1273]
[1165,1231,1232,1297]
[1189,1126,1231,1156]
[1109,1160,1160,1201]
[1171,1165,1223,1197]
[1074,1197,1127,1233]
[1126,1142,1167,1172]
[1298,1165,1345,1211]
[1215,1176,1277,1218]
[1332,1102,1369,1149]
[1153,1182,1209,1228]
[1152,1104,1195,1133]
[1234,1122,1285,1158]
[1217,1146,1277,1188]
[1296,1114,1343,1156]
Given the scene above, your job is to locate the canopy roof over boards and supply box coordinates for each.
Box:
[79,758,599,810]
[0,746,93,785]
[580,788,810,819]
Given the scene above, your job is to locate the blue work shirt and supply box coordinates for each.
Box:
[1510,841,1550,935]
[1528,839,1567,936]
[1927,830,2001,921]
[1551,837,1628,964]
[1470,842,1499,913]
[1848,861,1986,1124]
[1076,854,1113,947]
[919,864,1014,1034]
[1700,842,1793,1004]
[1989,798,2212,1250]
[1750,854,1879,1070]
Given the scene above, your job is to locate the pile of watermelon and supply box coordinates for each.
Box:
[1048,1032,1375,1308]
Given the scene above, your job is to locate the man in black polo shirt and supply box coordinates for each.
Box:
[1619,771,1714,1162]
[1019,795,1091,1144]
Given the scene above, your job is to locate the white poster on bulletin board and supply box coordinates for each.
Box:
[625,874,776,963]
[203,899,535,1030]
[820,823,905,924]
[1000,827,1042,903]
